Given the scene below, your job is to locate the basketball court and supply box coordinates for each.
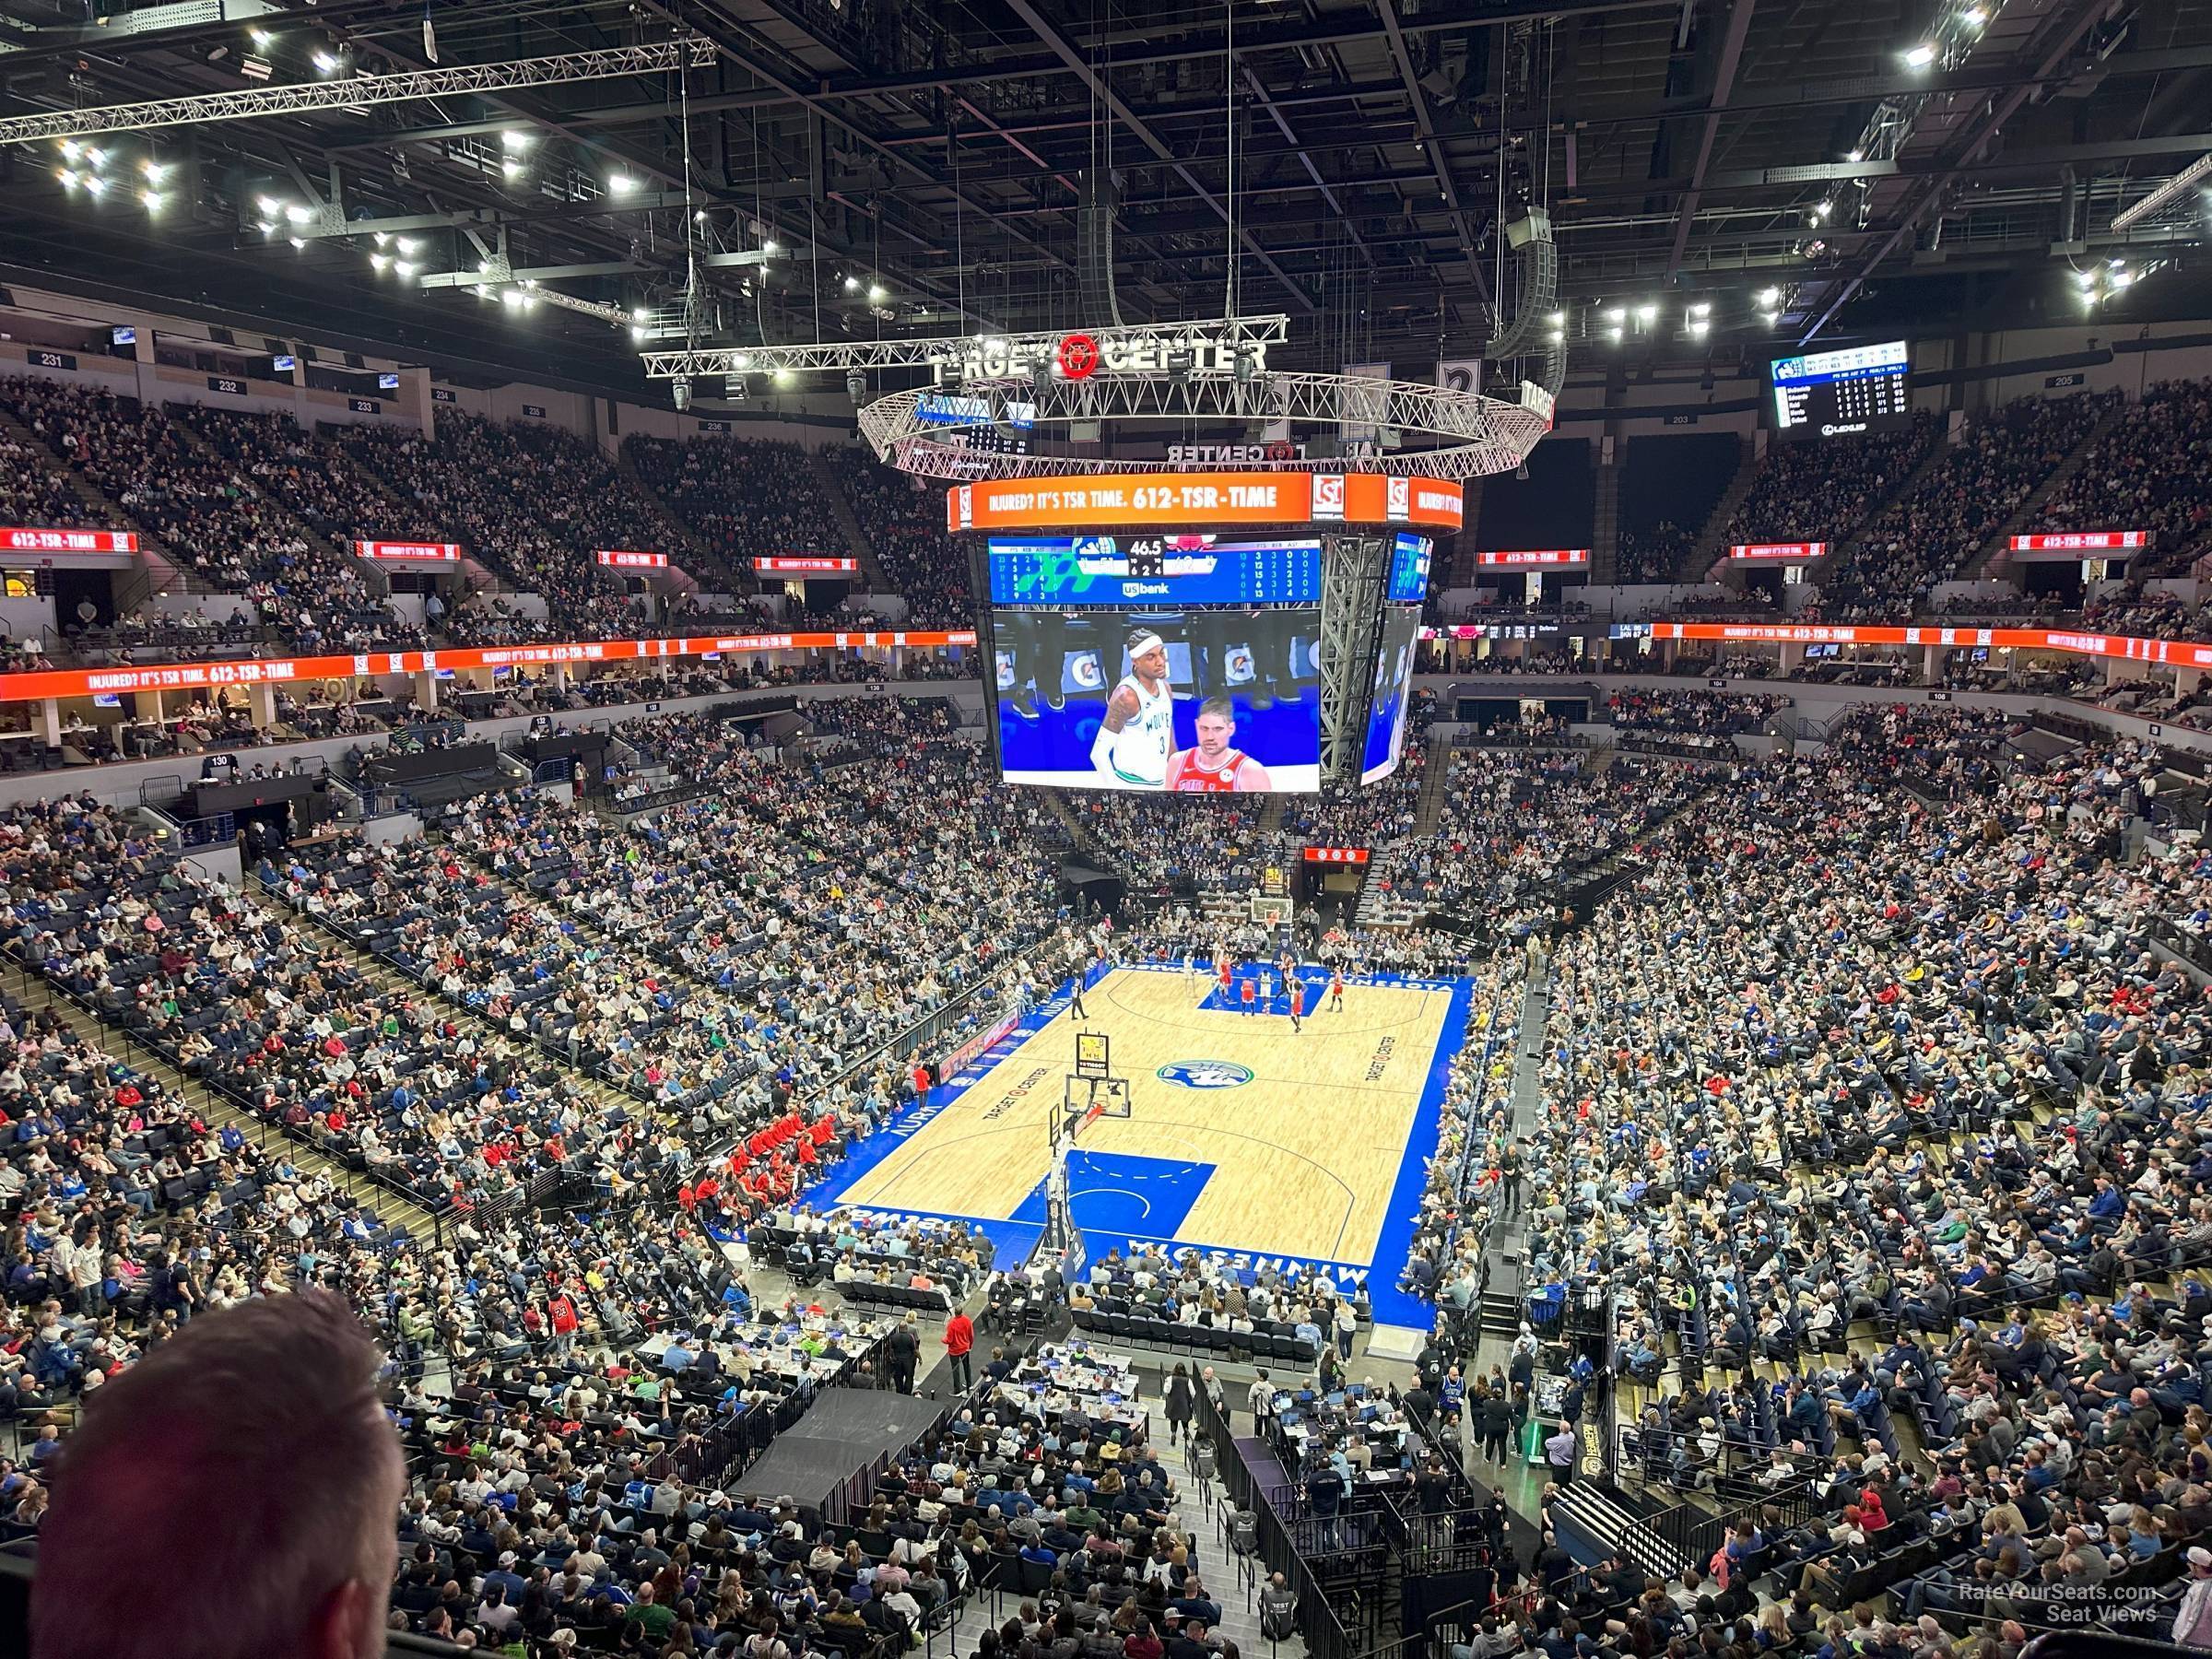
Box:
[819,961,1477,1324]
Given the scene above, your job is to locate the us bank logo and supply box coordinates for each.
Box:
[1157,1060,1254,1089]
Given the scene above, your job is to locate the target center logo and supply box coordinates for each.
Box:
[1157,1060,1255,1089]
[1056,333,1101,381]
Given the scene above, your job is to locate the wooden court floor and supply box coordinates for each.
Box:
[832,966,1455,1265]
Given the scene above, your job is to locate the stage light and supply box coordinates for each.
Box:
[84,147,107,170]
[2075,268,2100,288]
[1845,149,1864,162]
[694,208,708,223]
[734,352,753,370]
[500,131,531,152]
[1607,326,1624,344]
[1689,301,1712,318]
[1689,319,1710,337]
[1606,307,1626,324]
[773,366,795,386]
[1760,311,1780,326]
[501,159,524,180]
[2111,267,2135,288]
[761,239,779,255]
[500,288,526,307]
[1757,287,1782,306]
[312,49,340,74]
[140,190,165,213]
[394,260,418,277]
[1904,42,1937,67]
[140,159,171,183]
[1635,303,1657,324]
[1548,311,1566,326]
[631,307,650,324]
[288,236,305,249]
[1961,6,1987,27]
[284,203,312,225]
[257,218,277,235]
[83,175,107,197]
[250,28,274,49]
[370,253,390,273]
[396,237,421,255]
[59,141,79,161]
[868,283,887,303]
[843,275,860,292]
[257,194,283,216]
[608,173,638,195]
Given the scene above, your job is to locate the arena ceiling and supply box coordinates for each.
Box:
[0,0,2207,397]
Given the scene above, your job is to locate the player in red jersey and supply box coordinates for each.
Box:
[1162,697,1272,793]
[1288,976,1305,1033]
[1239,977,1257,1017]
[1329,970,1346,1012]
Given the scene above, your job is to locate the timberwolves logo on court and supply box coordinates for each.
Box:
[1157,1061,1254,1089]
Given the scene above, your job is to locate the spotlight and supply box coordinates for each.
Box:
[631,325,647,342]
[843,275,861,292]
[1689,319,1710,336]
[1961,6,1987,26]
[312,49,341,75]
[59,141,79,160]
[501,159,524,180]
[84,147,107,170]
[1757,287,1782,306]
[372,232,390,248]
[1689,301,1712,318]
[140,159,171,183]
[257,218,277,235]
[761,239,779,255]
[1548,311,1566,326]
[2075,268,2100,288]
[257,194,283,216]
[84,175,107,197]
[1635,303,1657,324]
[284,203,312,225]
[394,260,418,278]
[733,352,753,370]
[288,236,305,249]
[868,283,887,303]
[773,366,795,386]
[140,190,165,213]
[2111,267,2135,288]
[694,208,708,223]
[1606,307,1626,324]
[1845,149,1864,163]
[631,307,650,324]
[608,173,638,195]
[250,27,274,48]
[56,169,78,190]
[1607,325,1624,343]
[1904,42,1937,67]
[846,368,867,401]
[500,131,531,153]
[395,237,421,255]
[1760,310,1780,326]
[370,253,391,272]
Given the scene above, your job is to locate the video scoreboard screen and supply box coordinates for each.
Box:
[1769,340,1912,439]
[1386,533,1432,605]
[982,532,1320,793]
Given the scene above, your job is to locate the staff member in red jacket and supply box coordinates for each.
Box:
[944,1308,975,1392]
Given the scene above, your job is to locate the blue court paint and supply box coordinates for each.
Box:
[816,957,1476,1333]
[1196,965,1332,1017]
[1008,1151,1216,1241]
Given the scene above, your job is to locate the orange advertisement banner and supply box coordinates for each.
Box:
[946,471,1465,533]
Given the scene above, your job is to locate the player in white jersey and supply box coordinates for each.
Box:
[1089,629,1175,788]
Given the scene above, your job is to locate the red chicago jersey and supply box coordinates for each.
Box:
[1165,748,1248,793]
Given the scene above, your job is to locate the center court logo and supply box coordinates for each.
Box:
[1157,1060,1254,1089]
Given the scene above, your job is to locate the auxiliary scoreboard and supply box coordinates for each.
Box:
[1768,340,1912,439]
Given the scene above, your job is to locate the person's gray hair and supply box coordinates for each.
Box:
[32,1289,402,1659]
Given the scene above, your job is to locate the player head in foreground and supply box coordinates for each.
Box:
[1165,695,1273,792]
[1088,628,1176,787]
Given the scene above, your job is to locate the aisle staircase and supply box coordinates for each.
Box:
[1413,734,1456,835]
[806,447,892,592]
[1813,428,1960,591]
[1677,438,1761,580]
[0,405,190,604]
[1959,396,2130,581]
[614,440,738,591]
[162,406,385,596]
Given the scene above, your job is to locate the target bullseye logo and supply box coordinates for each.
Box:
[1056,333,1101,380]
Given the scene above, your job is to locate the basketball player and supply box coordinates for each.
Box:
[1218,956,1234,1003]
[1329,969,1346,1012]
[1182,951,1196,986]
[1162,697,1272,793]
[1088,628,1175,788]
[1239,977,1256,1017]
[1288,976,1304,1033]
[1259,966,1275,1008]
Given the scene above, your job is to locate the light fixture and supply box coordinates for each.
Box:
[1689,319,1710,336]
[733,351,753,370]
[250,27,274,48]
[2111,267,2135,288]
[1689,301,1712,318]
[370,253,391,273]
[608,173,638,195]
[1548,311,1566,326]
[2074,268,2100,288]
[288,236,305,249]
[257,218,277,235]
[140,159,171,183]
[140,190,165,213]
[1759,310,1780,326]
[1961,6,1987,26]
[773,366,795,387]
[1635,303,1657,324]
[761,238,779,255]
[83,175,107,197]
[56,168,78,190]
[500,131,531,153]
[1757,287,1782,306]
[631,306,650,324]
[395,237,420,255]
[1904,42,1937,67]
[284,203,312,225]
[630,325,647,342]
[501,159,524,180]
[867,283,887,303]
[256,194,283,216]
[394,260,418,277]
[694,208,708,223]
[500,288,526,308]
[60,141,79,160]
[1606,307,1626,324]
[312,49,340,75]
[84,147,107,170]
[843,275,861,292]
[1845,149,1864,163]
[1607,326,1625,344]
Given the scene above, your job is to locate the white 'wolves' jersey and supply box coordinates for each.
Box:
[1104,674,1173,787]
